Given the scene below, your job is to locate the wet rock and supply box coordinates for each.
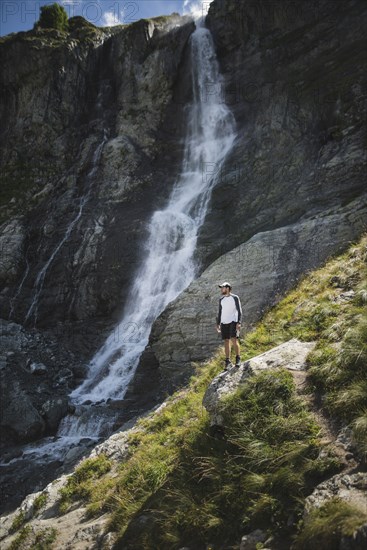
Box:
[63,446,88,466]
[0,318,87,450]
[55,367,73,384]
[1,448,23,463]
[41,397,70,432]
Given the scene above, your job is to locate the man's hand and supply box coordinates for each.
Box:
[236,323,241,330]
[216,324,221,333]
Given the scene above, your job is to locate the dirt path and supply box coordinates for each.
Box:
[291,369,358,472]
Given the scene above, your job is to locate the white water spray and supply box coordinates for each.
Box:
[70,19,236,406]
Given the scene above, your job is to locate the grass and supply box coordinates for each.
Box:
[54,232,367,549]
[9,526,57,550]
[306,245,367,459]
[58,453,112,514]
[9,511,26,533]
[295,497,367,549]
[32,492,48,513]
[111,369,340,549]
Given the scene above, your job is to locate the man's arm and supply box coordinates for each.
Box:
[216,298,222,325]
[233,295,242,323]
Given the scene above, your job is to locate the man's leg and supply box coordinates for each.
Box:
[231,337,240,357]
[231,336,241,366]
[224,338,231,359]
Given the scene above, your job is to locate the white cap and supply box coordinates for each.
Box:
[218,281,231,288]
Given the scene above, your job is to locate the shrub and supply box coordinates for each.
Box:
[35,3,69,32]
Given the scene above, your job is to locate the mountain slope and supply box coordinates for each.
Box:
[1,232,366,550]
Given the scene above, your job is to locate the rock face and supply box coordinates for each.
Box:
[202,338,317,426]
[0,13,195,448]
[199,0,367,269]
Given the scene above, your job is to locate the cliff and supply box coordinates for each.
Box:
[0,13,195,335]
[0,10,195,507]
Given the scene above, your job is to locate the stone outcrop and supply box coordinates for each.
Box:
[301,472,367,549]
[304,472,367,516]
[202,338,317,426]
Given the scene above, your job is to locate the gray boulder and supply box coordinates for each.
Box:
[41,397,70,432]
[240,529,267,550]
[304,472,367,516]
[1,393,45,441]
[302,472,367,550]
[29,361,48,375]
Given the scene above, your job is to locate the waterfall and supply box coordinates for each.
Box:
[70,19,236,407]
[8,19,236,463]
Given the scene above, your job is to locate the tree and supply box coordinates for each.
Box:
[36,2,69,32]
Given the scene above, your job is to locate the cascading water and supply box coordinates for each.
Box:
[69,19,236,411]
[7,18,236,464]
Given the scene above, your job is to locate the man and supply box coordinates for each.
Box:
[216,282,242,369]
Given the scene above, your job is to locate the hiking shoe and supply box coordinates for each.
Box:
[224,358,233,371]
[235,355,241,367]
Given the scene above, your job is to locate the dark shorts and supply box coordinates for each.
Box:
[220,321,238,340]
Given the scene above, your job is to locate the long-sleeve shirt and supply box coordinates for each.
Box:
[216,293,242,325]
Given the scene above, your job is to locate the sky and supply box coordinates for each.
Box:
[0,0,210,36]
